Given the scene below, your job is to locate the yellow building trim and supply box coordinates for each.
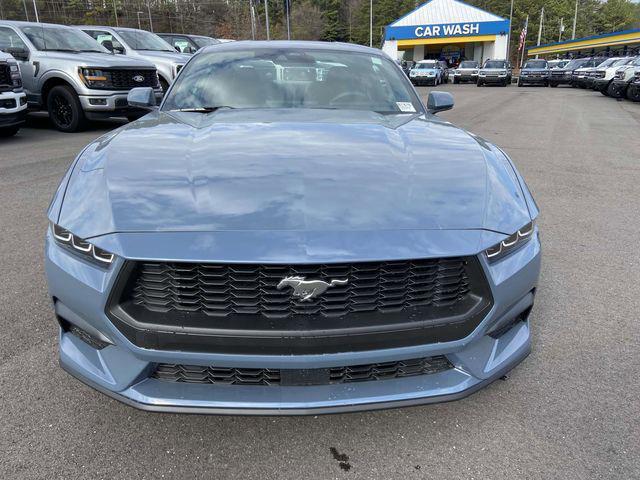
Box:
[397,35,496,47]
[528,32,640,56]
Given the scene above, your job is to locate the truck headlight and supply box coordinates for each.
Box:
[8,62,22,88]
[79,68,113,89]
[485,221,536,263]
[51,223,115,266]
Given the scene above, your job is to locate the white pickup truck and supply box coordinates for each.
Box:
[0,50,27,137]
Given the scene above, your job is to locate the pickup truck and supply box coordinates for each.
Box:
[77,26,190,92]
[593,57,637,94]
[0,50,27,136]
[609,57,640,99]
[548,57,589,87]
[0,20,161,132]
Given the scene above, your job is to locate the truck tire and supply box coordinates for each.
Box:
[47,85,87,133]
[549,83,558,87]
[517,80,523,87]
[477,81,482,87]
[626,85,640,102]
[606,82,619,98]
[0,126,20,137]
[453,78,459,84]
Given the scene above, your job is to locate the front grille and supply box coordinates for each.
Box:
[108,69,157,89]
[0,63,11,90]
[129,258,470,320]
[152,356,453,386]
[0,98,16,109]
[110,257,492,354]
[551,71,565,76]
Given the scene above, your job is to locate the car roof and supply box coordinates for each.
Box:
[0,20,78,29]
[197,40,387,57]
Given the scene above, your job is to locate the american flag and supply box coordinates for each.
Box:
[518,17,529,52]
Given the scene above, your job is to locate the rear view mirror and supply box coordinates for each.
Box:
[127,87,157,110]
[6,47,29,61]
[427,91,454,114]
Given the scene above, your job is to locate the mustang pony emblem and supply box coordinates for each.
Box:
[277,276,348,302]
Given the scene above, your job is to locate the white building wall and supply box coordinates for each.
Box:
[382,40,398,59]
[493,35,508,59]
[413,45,425,61]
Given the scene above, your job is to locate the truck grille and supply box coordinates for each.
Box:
[129,258,470,319]
[0,63,11,91]
[108,69,158,90]
[152,356,453,386]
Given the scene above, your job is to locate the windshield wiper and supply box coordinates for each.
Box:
[169,106,235,113]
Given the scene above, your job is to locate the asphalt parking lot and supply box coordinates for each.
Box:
[1,84,639,479]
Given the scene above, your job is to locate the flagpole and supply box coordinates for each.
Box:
[535,7,544,59]
[507,0,514,62]
[572,0,578,39]
[518,15,529,69]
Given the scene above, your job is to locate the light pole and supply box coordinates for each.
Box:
[137,11,143,30]
[147,2,154,32]
[264,0,270,40]
[112,0,119,27]
[32,0,39,22]
[572,0,578,39]
[369,0,373,47]
[285,0,290,40]
[507,0,513,61]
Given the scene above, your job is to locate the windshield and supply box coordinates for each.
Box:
[415,62,438,69]
[116,29,174,51]
[523,60,547,69]
[484,61,506,69]
[162,48,423,114]
[193,36,220,48]
[20,26,105,53]
[459,61,477,68]
[564,59,587,69]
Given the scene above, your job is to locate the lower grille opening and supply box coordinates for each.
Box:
[152,355,454,386]
[488,306,532,339]
[57,315,110,350]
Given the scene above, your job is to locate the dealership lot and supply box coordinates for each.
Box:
[1,85,638,479]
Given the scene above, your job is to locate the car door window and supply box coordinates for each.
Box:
[171,36,195,53]
[0,27,28,52]
[84,30,125,53]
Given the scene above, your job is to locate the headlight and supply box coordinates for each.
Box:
[485,221,536,263]
[8,62,22,88]
[79,68,113,89]
[51,223,115,266]
[472,70,478,74]
[479,71,486,76]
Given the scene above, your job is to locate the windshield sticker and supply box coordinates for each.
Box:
[372,57,382,65]
[396,102,416,113]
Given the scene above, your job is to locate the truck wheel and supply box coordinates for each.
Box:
[549,83,558,87]
[47,85,87,133]
[453,78,459,84]
[477,81,482,87]
[0,126,20,137]
[517,80,523,87]
[626,85,640,102]
[606,82,619,98]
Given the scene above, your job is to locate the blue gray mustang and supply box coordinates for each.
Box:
[46,41,541,415]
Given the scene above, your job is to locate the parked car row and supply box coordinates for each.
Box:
[0,20,230,135]
[408,59,513,87]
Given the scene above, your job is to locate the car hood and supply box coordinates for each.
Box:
[57,109,530,239]
[43,51,156,68]
[134,50,190,64]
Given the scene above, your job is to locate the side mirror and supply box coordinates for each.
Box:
[427,91,454,114]
[127,87,157,110]
[6,47,29,61]
[102,40,114,52]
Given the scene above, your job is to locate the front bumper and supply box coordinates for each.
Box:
[79,90,163,116]
[0,90,28,127]
[454,73,477,82]
[46,229,541,415]
[411,77,436,86]
[593,78,611,91]
[519,75,548,85]
[549,74,572,85]
[479,76,508,84]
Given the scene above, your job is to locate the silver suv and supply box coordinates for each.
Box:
[0,50,27,136]
[77,26,190,92]
[0,21,161,132]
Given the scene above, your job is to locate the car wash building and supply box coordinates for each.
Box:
[382,0,510,65]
